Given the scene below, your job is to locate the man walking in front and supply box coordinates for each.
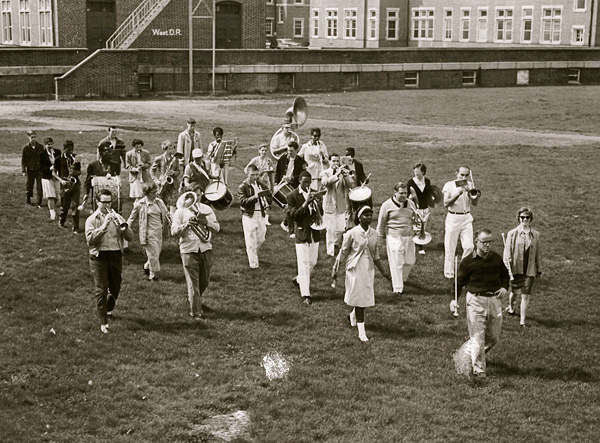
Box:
[21,130,44,207]
[450,229,509,378]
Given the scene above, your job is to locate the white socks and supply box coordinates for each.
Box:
[349,309,357,327]
[49,209,56,220]
[357,322,369,342]
[520,294,530,325]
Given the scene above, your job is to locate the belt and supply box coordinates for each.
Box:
[470,291,495,297]
[448,210,470,215]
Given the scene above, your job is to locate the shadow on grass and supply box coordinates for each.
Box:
[528,316,599,329]
[212,309,303,326]
[369,322,455,339]
[492,361,597,382]
[125,316,215,334]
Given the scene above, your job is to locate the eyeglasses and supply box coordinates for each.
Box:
[520,216,531,220]
[477,240,494,246]
[99,200,112,204]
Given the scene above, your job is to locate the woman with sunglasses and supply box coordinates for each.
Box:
[503,207,543,327]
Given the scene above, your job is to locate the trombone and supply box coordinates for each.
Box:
[468,170,481,200]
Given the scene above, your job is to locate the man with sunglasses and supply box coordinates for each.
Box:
[450,229,509,379]
[85,189,134,334]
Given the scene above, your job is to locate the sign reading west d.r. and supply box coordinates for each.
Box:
[151,29,182,36]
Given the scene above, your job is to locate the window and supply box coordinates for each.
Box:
[522,7,533,43]
[495,8,513,42]
[344,9,357,39]
[460,9,471,41]
[278,6,284,24]
[387,9,400,40]
[412,8,434,40]
[326,9,338,38]
[462,71,477,85]
[312,9,318,38]
[517,69,530,85]
[572,26,585,45]
[477,8,488,42]
[19,0,30,45]
[266,0,273,5]
[266,18,274,37]
[294,0,303,4]
[541,8,561,43]
[568,68,581,83]
[39,0,52,46]
[293,18,304,38]
[574,0,586,11]
[405,72,418,87]
[1,0,12,44]
[368,9,377,40]
[443,9,453,41]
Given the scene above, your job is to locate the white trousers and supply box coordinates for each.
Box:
[242,212,267,268]
[444,213,474,278]
[323,212,346,256]
[295,242,319,297]
[386,235,415,293]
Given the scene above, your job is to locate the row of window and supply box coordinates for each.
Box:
[1,0,53,45]
[403,68,581,86]
[269,6,587,45]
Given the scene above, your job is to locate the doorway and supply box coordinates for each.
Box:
[87,0,116,51]
[216,1,241,49]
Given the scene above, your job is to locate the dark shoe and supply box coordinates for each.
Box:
[72,229,83,235]
[27,197,31,205]
[143,266,150,276]
[148,276,158,282]
[292,276,299,286]
[303,296,312,305]
[59,222,67,228]
[107,294,116,312]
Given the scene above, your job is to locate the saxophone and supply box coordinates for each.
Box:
[157,154,178,196]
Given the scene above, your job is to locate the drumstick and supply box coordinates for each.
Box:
[360,173,371,186]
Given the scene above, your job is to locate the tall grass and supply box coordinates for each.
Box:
[0,87,599,442]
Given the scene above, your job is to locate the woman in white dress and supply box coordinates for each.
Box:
[299,128,328,191]
[333,206,390,342]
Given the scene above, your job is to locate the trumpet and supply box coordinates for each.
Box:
[468,170,481,200]
[107,209,129,230]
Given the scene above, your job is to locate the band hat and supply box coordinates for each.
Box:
[192,148,203,158]
[357,205,373,219]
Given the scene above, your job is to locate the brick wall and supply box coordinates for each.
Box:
[57,1,88,48]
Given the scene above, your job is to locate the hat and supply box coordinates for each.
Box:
[27,130,37,136]
[187,118,197,124]
[192,148,203,158]
[357,205,373,219]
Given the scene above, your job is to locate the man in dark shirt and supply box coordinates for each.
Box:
[21,130,44,206]
[450,228,509,378]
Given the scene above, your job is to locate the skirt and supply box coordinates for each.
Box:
[42,178,61,199]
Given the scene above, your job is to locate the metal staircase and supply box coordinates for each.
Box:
[105,0,173,49]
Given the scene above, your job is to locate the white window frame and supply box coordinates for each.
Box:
[574,0,586,12]
[411,8,434,41]
[312,9,319,38]
[521,7,533,43]
[495,7,514,43]
[326,9,338,39]
[19,0,31,45]
[387,8,400,41]
[477,8,488,42]
[368,9,378,40]
[278,6,284,24]
[460,8,471,42]
[266,18,274,37]
[462,70,477,86]
[293,18,304,38]
[571,25,585,45]
[344,8,357,39]
[541,6,562,44]
[568,68,581,83]
[443,8,453,41]
[1,0,13,44]
[266,0,273,5]
[39,0,53,46]
[405,72,419,87]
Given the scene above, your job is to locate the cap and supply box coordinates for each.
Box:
[27,130,37,136]
[187,118,197,124]
[192,148,203,158]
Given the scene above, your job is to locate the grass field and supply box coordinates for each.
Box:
[0,87,599,442]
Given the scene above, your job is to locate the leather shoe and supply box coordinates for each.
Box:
[292,276,299,286]
[303,296,312,305]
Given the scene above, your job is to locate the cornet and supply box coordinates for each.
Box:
[468,170,481,200]
[107,209,129,230]
[177,191,210,242]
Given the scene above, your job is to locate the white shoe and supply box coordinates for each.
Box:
[265,219,271,226]
[357,322,369,341]
[418,249,426,255]
[289,234,295,239]
[280,221,289,233]
[100,324,109,334]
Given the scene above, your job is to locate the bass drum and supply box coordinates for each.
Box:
[204,181,233,210]
[92,175,122,213]
[272,181,294,208]
[348,186,373,214]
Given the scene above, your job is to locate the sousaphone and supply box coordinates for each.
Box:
[285,96,308,128]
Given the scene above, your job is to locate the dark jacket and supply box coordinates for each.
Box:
[40,148,62,180]
[237,179,273,218]
[275,154,305,187]
[287,187,322,244]
[353,159,368,185]
[55,153,82,185]
[98,136,126,173]
[407,177,431,210]
[21,142,45,172]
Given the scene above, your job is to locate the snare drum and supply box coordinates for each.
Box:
[348,186,373,213]
[272,182,294,208]
[204,181,233,210]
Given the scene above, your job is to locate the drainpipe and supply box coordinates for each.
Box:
[589,0,596,46]
[363,0,368,48]
[273,0,278,35]
[406,0,410,47]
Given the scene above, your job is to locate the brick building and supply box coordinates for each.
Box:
[265,0,310,46]
[0,0,265,51]
[309,0,600,48]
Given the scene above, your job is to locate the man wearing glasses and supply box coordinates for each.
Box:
[85,189,133,334]
[450,229,509,379]
[442,165,479,278]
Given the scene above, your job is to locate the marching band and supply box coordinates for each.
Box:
[19,95,542,379]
